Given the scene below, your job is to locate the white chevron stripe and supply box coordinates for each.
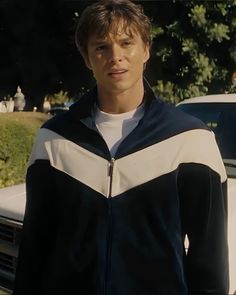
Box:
[111,129,226,197]
[28,128,110,197]
[28,128,227,198]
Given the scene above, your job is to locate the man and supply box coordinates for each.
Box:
[13,0,229,294]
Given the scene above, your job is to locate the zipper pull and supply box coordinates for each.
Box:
[109,158,115,177]
[108,158,115,198]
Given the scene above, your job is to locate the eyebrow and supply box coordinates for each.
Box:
[118,37,135,42]
[90,40,107,46]
[90,36,135,46]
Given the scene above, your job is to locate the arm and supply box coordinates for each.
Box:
[13,160,58,295]
[178,162,229,295]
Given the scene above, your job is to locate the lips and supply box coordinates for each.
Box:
[108,69,128,77]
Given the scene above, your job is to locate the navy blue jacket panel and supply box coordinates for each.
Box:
[13,83,229,295]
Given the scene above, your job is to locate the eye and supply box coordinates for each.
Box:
[122,40,133,47]
[95,45,107,52]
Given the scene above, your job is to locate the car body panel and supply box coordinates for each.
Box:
[0,184,25,291]
[177,93,236,104]
[228,178,236,294]
[0,184,25,223]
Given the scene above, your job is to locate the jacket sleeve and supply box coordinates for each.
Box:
[178,161,229,295]
[13,159,58,295]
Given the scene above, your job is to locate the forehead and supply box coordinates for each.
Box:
[88,19,140,42]
[88,32,138,46]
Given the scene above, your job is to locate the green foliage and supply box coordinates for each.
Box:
[151,25,164,39]
[208,23,230,42]
[46,90,71,106]
[151,1,236,102]
[0,112,49,188]
[190,5,207,26]
[152,81,207,104]
[229,44,236,63]
[152,81,177,104]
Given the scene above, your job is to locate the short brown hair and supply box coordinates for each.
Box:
[75,0,152,55]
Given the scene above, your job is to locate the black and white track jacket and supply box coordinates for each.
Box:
[14,83,229,295]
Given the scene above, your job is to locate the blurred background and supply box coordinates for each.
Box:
[0,0,236,110]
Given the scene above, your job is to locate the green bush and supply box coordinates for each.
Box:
[0,112,49,188]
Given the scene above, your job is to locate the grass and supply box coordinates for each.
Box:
[0,111,50,188]
[0,111,50,130]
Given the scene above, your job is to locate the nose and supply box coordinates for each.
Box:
[108,44,123,63]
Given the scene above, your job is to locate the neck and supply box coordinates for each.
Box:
[97,79,144,114]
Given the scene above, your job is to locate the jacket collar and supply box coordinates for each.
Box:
[69,78,159,128]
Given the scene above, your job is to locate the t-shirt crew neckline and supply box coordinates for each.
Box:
[94,103,145,157]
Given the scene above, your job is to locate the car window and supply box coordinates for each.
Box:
[177,103,236,177]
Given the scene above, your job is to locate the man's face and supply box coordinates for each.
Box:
[83,23,150,94]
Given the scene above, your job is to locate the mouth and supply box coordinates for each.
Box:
[108,69,128,78]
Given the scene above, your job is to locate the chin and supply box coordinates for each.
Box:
[109,84,133,93]
[111,79,140,90]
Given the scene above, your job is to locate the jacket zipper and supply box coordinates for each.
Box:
[105,157,115,295]
[108,158,115,198]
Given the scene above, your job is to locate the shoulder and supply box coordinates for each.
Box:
[146,98,210,142]
[42,111,69,130]
[159,99,208,131]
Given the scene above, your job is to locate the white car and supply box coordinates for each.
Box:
[177,93,236,295]
[0,183,25,293]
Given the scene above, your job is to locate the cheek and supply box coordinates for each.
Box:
[87,59,102,75]
[85,51,102,69]
[92,54,106,67]
[130,55,147,74]
[129,48,148,65]
[90,62,106,81]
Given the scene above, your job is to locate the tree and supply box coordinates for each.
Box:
[148,0,236,104]
[1,1,236,107]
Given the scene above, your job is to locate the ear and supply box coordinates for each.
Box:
[143,45,150,64]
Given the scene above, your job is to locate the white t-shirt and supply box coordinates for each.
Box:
[94,104,145,157]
